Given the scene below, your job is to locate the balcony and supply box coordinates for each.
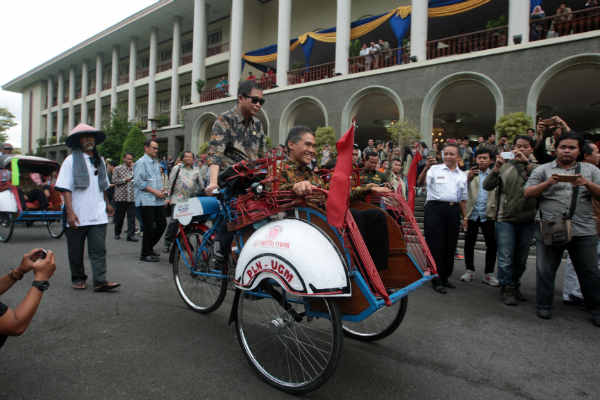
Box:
[199,85,229,102]
[158,60,172,73]
[181,42,230,65]
[102,81,111,90]
[136,68,149,79]
[427,26,508,60]
[530,6,600,41]
[119,74,129,85]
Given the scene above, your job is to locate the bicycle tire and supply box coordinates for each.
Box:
[342,296,408,342]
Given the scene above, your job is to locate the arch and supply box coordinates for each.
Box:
[527,53,600,122]
[256,107,271,144]
[191,112,218,153]
[421,72,504,146]
[279,96,328,144]
[341,86,404,142]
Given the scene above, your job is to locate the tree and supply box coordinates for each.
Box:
[386,120,421,147]
[0,107,17,144]
[494,112,533,141]
[98,109,132,162]
[314,126,337,163]
[121,125,146,160]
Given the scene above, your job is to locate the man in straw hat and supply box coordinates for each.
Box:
[55,123,120,292]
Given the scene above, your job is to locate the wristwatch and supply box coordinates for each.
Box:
[32,280,50,292]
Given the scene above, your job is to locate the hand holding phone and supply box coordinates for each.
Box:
[500,152,515,160]
[32,249,48,262]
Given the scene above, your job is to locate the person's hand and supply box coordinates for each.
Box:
[513,150,528,163]
[547,174,560,186]
[67,210,80,227]
[572,174,588,187]
[32,251,56,281]
[164,199,170,206]
[17,248,44,275]
[154,190,166,199]
[493,156,505,172]
[467,167,479,181]
[462,218,468,231]
[205,183,219,195]
[292,181,315,196]
[552,115,570,132]
[425,156,435,168]
[371,186,391,193]
[106,203,115,217]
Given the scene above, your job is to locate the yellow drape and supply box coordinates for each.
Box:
[428,0,491,18]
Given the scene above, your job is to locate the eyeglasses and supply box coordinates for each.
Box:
[150,146,159,150]
[243,94,265,105]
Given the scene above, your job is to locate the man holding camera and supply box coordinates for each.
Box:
[534,115,571,164]
[0,249,56,349]
[524,133,600,326]
[483,136,537,305]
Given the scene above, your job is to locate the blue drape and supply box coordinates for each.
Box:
[389,14,411,59]
[530,0,543,13]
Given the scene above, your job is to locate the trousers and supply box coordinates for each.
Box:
[114,201,136,238]
[140,206,167,257]
[65,224,108,285]
[424,201,461,285]
[496,221,535,287]
[464,218,496,273]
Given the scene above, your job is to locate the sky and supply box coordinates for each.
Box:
[0,0,158,148]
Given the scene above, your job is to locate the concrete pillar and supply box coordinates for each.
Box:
[410,0,428,62]
[81,62,88,124]
[95,54,103,129]
[128,38,137,121]
[111,45,119,112]
[191,0,207,103]
[276,0,292,87]
[509,0,530,45]
[170,17,181,126]
[148,27,158,130]
[46,77,53,140]
[228,0,244,97]
[334,0,351,75]
[68,67,75,131]
[57,72,64,138]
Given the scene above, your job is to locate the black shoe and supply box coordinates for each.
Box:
[536,309,552,320]
[150,250,160,257]
[592,315,600,327]
[442,281,456,289]
[514,285,527,302]
[563,294,584,306]
[501,286,518,306]
[114,235,121,240]
[140,255,160,262]
[126,236,139,242]
[432,283,447,294]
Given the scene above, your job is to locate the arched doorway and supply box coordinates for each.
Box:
[342,86,403,148]
[279,96,327,144]
[422,72,503,146]
[191,112,217,153]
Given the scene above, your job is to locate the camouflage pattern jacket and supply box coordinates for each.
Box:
[359,168,389,186]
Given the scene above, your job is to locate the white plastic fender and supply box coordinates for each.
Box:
[173,196,220,225]
[233,219,351,297]
[0,189,17,213]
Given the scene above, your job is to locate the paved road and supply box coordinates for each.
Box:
[1,224,598,400]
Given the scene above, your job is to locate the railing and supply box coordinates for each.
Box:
[181,42,230,66]
[348,44,411,73]
[199,85,230,102]
[158,60,172,73]
[530,6,600,41]
[89,85,96,95]
[255,75,276,90]
[136,68,149,79]
[102,81,111,90]
[182,53,192,65]
[119,74,129,85]
[288,62,335,85]
[76,89,81,99]
[427,25,508,60]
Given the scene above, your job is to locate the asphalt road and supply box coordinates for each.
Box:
[0,223,598,400]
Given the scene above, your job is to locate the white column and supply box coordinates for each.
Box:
[334,0,351,75]
[57,72,64,138]
[170,17,181,126]
[68,67,75,131]
[46,77,54,140]
[81,62,89,124]
[508,0,530,45]
[111,45,119,112]
[191,0,207,103]
[95,54,103,129]
[148,27,158,130]
[410,0,428,62]
[128,38,137,121]
[228,0,244,97]
[276,0,292,87]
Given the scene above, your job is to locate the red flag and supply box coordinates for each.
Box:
[406,151,422,211]
[326,125,355,228]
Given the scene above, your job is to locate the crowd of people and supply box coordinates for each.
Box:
[530,1,600,41]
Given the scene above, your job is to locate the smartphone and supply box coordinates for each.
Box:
[500,152,515,160]
[32,249,48,261]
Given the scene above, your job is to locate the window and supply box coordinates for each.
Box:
[160,49,171,62]
[207,30,222,46]
[159,99,170,113]
[182,41,193,54]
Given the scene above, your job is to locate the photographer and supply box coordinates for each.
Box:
[483,136,538,306]
[524,133,600,326]
[534,115,572,164]
[0,249,56,349]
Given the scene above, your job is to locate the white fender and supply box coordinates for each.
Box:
[0,189,17,213]
[233,219,351,297]
[172,196,220,225]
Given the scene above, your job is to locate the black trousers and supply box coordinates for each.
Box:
[424,201,461,285]
[351,208,389,271]
[114,201,136,238]
[464,217,497,274]
[140,206,167,257]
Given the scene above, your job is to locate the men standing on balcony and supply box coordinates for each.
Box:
[205,80,266,270]
[359,43,373,71]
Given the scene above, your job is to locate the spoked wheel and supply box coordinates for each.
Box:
[342,295,408,342]
[0,212,16,242]
[235,286,343,395]
[47,218,65,239]
[172,231,227,313]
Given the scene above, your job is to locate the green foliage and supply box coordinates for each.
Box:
[196,79,206,94]
[314,126,337,162]
[48,136,57,145]
[494,112,533,141]
[34,138,46,157]
[265,136,273,150]
[386,120,421,147]
[157,114,170,128]
[121,125,146,160]
[486,15,507,29]
[198,142,210,155]
[98,109,132,162]
[0,107,17,143]
[59,135,68,144]
[349,39,361,57]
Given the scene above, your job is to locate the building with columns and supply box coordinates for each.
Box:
[3,0,600,162]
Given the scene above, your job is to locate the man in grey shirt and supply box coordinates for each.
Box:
[524,133,600,327]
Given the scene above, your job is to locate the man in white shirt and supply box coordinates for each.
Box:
[423,143,468,293]
[55,123,120,292]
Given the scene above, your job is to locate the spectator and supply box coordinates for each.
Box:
[0,249,56,348]
[389,158,407,198]
[461,147,499,286]
[483,136,537,305]
[112,153,138,242]
[423,143,468,294]
[585,0,599,8]
[134,139,167,262]
[562,141,600,305]
[531,5,546,18]
[378,39,391,67]
[554,2,573,26]
[487,133,496,147]
[376,140,387,162]
[246,72,256,81]
[524,133,600,326]
[319,143,332,167]
[352,144,362,167]
[0,143,13,156]
[55,123,120,292]
[498,135,510,152]
[216,76,228,93]
[534,115,572,164]
[527,128,536,140]
[458,137,473,170]
[163,151,204,252]
[362,138,376,159]
[546,22,560,38]
[359,43,373,71]
[360,151,389,186]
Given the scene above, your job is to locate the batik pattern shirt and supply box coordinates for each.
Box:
[167,164,204,204]
[208,107,265,169]
[112,164,135,202]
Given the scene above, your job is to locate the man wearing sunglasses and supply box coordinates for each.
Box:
[206,80,266,269]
